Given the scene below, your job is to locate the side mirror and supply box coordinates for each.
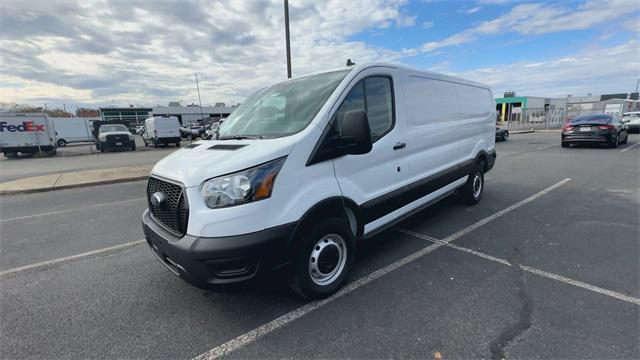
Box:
[341,109,372,155]
[307,109,373,165]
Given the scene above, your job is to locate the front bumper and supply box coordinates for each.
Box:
[154,137,181,144]
[142,209,294,288]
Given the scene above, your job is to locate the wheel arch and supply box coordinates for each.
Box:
[474,150,490,172]
[286,196,363,257]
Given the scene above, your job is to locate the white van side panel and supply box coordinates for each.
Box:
[401,72,494,184]
[52,118,93,142]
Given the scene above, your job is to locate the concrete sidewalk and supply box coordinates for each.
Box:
[0,164,152,195]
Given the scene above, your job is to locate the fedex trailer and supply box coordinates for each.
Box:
[0,113,57,158]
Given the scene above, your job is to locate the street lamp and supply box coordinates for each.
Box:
[284,0,292,78]
[195,73,205,123]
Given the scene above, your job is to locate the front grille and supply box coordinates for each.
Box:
[106,134,130,145]
[147,177,188,235]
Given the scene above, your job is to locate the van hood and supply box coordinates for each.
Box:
[151,138,295,187]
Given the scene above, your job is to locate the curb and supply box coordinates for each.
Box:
[0,175,149,196]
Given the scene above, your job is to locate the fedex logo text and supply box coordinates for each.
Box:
[0,121,46,132]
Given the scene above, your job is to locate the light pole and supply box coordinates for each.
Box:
[635,78,640,93]
[195,73,205,123]
[284,0,292,78]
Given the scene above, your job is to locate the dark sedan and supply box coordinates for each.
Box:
[495,127,509,141]
[561,114,629,148]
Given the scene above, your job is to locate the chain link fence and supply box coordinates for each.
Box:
[498,107,607,131]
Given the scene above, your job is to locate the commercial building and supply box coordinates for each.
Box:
[495,92,640,123]
[152,104,236,125]
[99,104,235,127]
[99,107,153,126]
[495,95,564,123]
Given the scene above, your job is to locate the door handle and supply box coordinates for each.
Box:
[393,142,406,150]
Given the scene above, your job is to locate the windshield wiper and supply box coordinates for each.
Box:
[217,135,263,140]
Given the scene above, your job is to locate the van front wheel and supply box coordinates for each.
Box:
[290,218,355,300]
[461,163,484,205]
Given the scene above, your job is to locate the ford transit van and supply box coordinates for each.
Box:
[142,63,496,299]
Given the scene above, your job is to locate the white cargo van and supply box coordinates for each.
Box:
[52,118,94,147]
[142,63,496,299]
[142,116,181,147]
[0,113,57,158]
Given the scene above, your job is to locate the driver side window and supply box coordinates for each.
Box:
[330,76,394,142]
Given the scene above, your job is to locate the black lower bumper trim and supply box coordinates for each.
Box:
[142,209,294,287]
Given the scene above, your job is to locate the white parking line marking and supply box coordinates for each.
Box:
[397,229,640,306]
[192,178,570,360]
[0,197,146,223]
[194,242,444,360]
[441,178,570,244]
[0,239,145,277]
[536,144,557,151]
[621,142,640,152]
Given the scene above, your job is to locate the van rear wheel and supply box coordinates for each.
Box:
[461,162,484,205]
[290,218,355,300]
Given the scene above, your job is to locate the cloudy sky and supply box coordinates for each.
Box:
[1,0,638,109]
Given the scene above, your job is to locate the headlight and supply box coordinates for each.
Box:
[201,157,286,208]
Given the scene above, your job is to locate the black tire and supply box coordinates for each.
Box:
[503,131,509,141]
[561,141,569,148]
[461,162,484,205]
[290,218,356,300]
[100,142,106,153]
[57,139,67,147]
[621,133,628,144]
[131,144,136,151]
[609,133,619,148]
[175,142,180,147]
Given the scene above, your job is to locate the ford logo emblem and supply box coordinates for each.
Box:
[150,192,166,207]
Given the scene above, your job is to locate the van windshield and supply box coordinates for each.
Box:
[218,69,351,139]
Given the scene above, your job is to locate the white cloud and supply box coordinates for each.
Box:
[423,21,434,29]
[458,40,640,97]
[0,0,413,107]
[623,17,639,32]
[465,6,482,14]
[407,0,640,54]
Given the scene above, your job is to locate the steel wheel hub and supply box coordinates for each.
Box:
[473,173,482,198]
[308,234,347,286]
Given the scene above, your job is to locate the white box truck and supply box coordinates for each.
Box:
[142,116,181,147]
[0,113,57,158]
[51,118,95,147]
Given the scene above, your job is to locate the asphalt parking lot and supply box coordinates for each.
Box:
[1,132,638,359]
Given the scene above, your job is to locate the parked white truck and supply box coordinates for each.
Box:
[142,116,181,147]
[51,118,95,147]
[0,113,57,158]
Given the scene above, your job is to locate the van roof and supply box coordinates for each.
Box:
[290,62,490,91]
